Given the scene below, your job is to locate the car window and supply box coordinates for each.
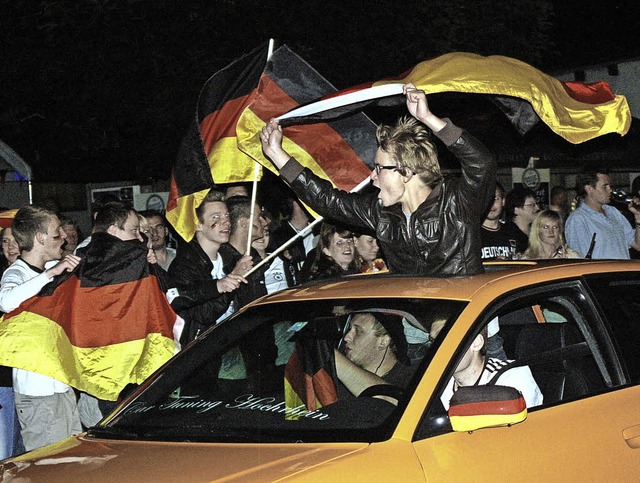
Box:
[99,298,465,444]
[417,283,612,439]
[583,274,640,384]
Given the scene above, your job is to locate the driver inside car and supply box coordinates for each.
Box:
[334,312,413,403]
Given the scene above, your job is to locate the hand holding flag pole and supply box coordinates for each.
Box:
[243,175,371,278]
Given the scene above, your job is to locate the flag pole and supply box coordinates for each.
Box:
[245,39,276,256]
[244,175,371,277]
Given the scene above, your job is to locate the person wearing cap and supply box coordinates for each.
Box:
[334,312,412,403]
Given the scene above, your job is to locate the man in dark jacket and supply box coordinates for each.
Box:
[260,83,496,276]
[168,191,251,345]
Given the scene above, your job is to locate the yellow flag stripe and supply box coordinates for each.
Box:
[165,187,211,242]
[373,52,630,144]
[0,312,175,401]
[208,136,264,184]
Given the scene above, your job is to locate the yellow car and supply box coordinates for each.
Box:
[2,260,640,481]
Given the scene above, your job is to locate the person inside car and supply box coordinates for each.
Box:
[434,324,543,410]
[334,312,412,402]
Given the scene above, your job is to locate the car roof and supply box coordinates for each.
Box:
[253,259,640,305]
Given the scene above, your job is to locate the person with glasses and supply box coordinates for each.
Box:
[260,83,496,276]
[504,186,540,255]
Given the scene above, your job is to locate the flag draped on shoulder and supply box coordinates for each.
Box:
[168,43,377,242]
[278,52,631,145]
[0,233,179,401]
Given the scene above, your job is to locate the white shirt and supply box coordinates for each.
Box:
[211,254,234,322]
[440,357,543,410]
[263,256,289,294]
[157,247,176,272]
[0,259,71,396]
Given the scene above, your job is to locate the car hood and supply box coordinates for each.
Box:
[0,434,369,482]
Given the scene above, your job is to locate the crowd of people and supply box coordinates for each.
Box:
[0,84,639,457]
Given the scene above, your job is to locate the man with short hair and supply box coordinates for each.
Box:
[141,210,176,271]
[438,326,542,410]
[481,182,520,260]
[504,186,540,254]
[565,167,640,259]
[0,205,82,451]
[168,191,250,345]
[334,312,412,400]
[219,196,267,309]
[261,84,496,276]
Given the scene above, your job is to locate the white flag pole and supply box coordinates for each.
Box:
[245,39,276,256]
[244,175,371,277]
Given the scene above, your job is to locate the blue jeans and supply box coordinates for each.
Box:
[0,387,24,459]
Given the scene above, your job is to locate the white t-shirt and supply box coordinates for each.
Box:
[440,357,543,410]
[0,259,71,396]
[211,254,234,322]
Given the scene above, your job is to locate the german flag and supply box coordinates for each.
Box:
[276,52,631,145]
[0,233,178,401]
[448,385,527,432]
[167,43,376,242]
[284,338,338,420]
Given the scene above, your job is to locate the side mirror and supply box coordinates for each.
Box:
[448,385,527,432]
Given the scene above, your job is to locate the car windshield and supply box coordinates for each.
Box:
[95,297,466,443]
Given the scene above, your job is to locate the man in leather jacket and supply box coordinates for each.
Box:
[260,83,496,276]
[168,191,251,345]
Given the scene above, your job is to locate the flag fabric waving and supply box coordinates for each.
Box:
[166,44,270,242]
[276,52,631,145]
[0,234,179,401]
[236,45,376,193]
[167,43,377,242]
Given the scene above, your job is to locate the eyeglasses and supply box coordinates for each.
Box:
[374,164,398,174]
[523,202,539,208]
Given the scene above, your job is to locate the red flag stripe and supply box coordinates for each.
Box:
[9,276,175,348]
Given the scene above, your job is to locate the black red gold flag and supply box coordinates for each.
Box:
[0,233,179,401]
[167,44,377,242]
[273,52,631,145]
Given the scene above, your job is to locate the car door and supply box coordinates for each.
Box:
[411,278,640,481]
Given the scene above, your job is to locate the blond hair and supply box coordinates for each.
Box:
[376,116,442,187]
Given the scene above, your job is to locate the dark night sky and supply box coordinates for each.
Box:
[1,0,639,184]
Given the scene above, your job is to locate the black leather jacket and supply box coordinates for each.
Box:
[279,120,496,276]
[168,239,234,344]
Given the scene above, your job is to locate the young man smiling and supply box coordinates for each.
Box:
[0,206,82,451]
[260,83,496,276]
[168,191,251,345]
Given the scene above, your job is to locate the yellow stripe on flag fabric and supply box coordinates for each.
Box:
[373,52,630,144]
[208,136,263,184]
[165,187,211,243]
[237,107,335,218]
[0,312,175,401]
